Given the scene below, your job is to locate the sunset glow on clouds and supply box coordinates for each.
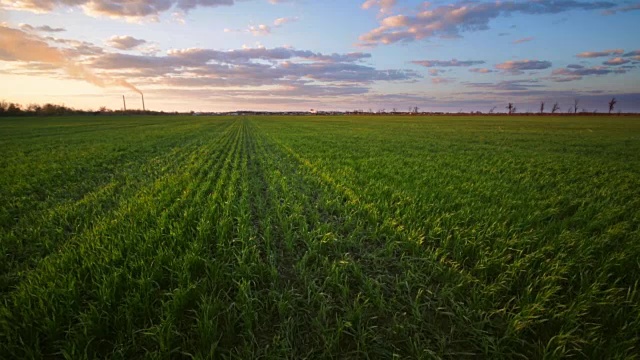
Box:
[1,0,639,112]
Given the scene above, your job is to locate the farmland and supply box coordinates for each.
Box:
[1,115,639,358]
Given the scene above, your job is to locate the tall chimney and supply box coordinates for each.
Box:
[122,95,127,111]
[141,93,146,112]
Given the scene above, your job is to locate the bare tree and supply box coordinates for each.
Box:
[413,106,419,114]
[573,99,579,114]
[489,106,497,114]
[551,102,560,114]
[608,97,617,114]
[507,103,514,115]
[540,101,545,114]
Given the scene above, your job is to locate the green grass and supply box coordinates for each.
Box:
[1,115,639,359]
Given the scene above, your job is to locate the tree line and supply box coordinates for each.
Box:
[0,101,165,117]
[0,97,628,117]
[0,101,82,116]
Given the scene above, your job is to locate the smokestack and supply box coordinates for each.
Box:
[141,93,146,112]
[122,95,126,111]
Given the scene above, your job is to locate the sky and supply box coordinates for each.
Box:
[1,0,639,113]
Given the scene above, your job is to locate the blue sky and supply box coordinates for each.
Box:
[1,0,639,112]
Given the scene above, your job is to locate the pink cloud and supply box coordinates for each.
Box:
[359,1,616,46]
[604,57,630,66]
[495,60,552,72]
[512,37,534,44]
[577,49,624,58]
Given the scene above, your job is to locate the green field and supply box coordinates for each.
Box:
[1,115,639,359]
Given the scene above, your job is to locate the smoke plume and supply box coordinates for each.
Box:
[0,25,141,93]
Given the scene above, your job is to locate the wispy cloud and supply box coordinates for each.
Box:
[0,0,288,20]
[551,64,629,82]
[495,60,552,73]
[0,25,140,92]
[18,23,65,32]
[431,77,454,84]
[412,59,485,68]
[359,1,616,46]
[361,0,396,14]
[1,21,422,102]
[576,49,624,58]
[603,3,640,15]
[226,24,271,36]
[107,35,147,50]
[512,37,534,44]
[225,16,298,36]
[92,49,416,93]
[465,79,544,91]
[274,16,298,26]
[248,24,271,36]
[603,57,630,66]
[469,68,494,74]
[171,11,186,24]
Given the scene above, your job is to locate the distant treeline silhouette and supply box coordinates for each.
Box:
[0,101,164,117]
[0,99,635,117]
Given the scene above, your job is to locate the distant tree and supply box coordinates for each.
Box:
[488,106,497,114]
[413,106,419,113]
[2,102,19,115]
[392,108,397,113]
[551,102,560,114]
[608,97,617,114]
[41,104,56,116]
[27,103,41,114]
[573,99,579,114]
[540,101,545,114]
[507,103,514,115]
